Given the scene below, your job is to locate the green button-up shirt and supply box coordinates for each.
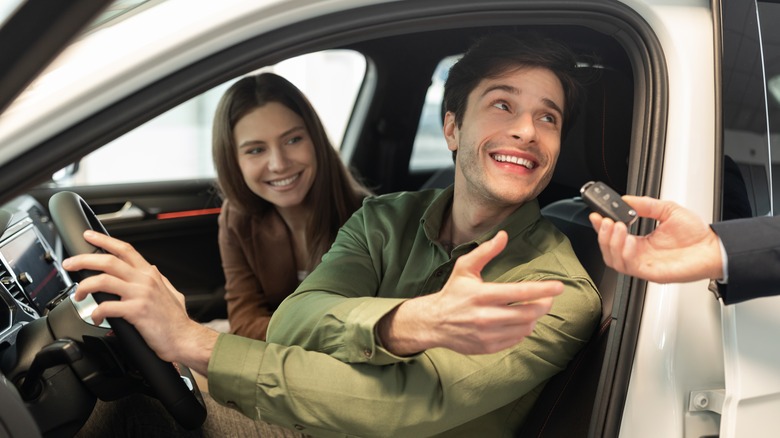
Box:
[209,187,601,437]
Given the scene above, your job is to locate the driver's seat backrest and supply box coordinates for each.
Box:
[517,66,632,437]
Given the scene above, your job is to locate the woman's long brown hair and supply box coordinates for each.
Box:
[212,73,371,270]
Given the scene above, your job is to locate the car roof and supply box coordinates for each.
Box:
[0,0,110,114]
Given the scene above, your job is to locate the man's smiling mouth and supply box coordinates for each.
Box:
[490,153,536,169]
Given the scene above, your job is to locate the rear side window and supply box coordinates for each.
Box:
[760,1,780,215]
[54,49,366,186]
[408,55,459,171]
[720,0,780,219]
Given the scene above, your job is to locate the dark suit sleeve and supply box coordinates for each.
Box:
[711,215,780,304]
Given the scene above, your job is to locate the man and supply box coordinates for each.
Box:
[589,195,780,304]
[65,33,601,436]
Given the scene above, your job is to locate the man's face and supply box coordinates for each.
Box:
[444,67,564,208]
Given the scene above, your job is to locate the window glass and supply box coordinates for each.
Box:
[758,1,780,216]
[0,0,23,28]
[408,55,459,171]
[55,49,365,186]
[720,0,774,219]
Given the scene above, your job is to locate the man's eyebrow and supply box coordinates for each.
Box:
[237,126,304,149]
[481,85,564,116]
[481,84,519,98]
[541,98,564,117]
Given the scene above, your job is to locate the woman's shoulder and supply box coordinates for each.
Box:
[219,199,259,227]
[220,199,286,243]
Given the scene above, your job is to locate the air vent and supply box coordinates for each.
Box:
[0,261,30,309]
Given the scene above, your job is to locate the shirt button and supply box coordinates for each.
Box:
[226,401,238,409]
[363,349,372,358]
[294,424,305,430]
[434,270,443,277]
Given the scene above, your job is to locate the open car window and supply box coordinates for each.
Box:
[409,55,458,172]
[53,49,366,186]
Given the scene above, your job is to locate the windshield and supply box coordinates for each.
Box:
[0,0,158,34]
[0,1,23,28]
[81,0,162,35]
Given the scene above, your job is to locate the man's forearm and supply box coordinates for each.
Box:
[176,322,220,376]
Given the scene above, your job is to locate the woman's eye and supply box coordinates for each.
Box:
[540,114,557,124]
[245,147,265,155]
[286,135,303,145]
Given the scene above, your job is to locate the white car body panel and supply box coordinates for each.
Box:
[0,0,396,168]
[618,2,780,437]
[721,299,780,437]
[617,0,721,435]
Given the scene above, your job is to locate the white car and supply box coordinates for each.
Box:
[0,0,776,436]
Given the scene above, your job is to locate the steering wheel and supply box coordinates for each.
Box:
[48,191,207,430]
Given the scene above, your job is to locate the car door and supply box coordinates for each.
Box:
[27,179,226,321]
[717,1,780,436]
[22,74,229,321]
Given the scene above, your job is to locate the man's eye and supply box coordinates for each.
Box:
[540,114,557,124]
[492,102,510,111]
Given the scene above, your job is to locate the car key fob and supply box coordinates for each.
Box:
[580,181,637,225]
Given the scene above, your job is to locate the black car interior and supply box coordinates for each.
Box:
[519,64,633,437]
[341,21,643,438]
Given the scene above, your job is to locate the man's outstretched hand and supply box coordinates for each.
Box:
[378,231,563,356]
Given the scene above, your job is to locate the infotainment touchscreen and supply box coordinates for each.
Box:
[0,225,71,313]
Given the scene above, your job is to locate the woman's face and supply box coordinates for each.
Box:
[233,102,317,211]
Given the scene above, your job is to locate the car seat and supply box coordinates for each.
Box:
[517,66,633,437]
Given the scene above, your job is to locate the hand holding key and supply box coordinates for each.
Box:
[587,193,724,283]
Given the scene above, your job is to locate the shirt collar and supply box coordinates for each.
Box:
[420,185,542,246]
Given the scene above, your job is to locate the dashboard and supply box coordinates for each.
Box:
[0,195,73,348]
[0,194,205,436]
[0,195,88,436]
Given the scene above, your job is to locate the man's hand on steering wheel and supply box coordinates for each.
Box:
[64,231,199,363]
[49,191,209,430]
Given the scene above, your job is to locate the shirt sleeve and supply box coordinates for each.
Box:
[208,274,600,437]
[711,216,780,304]
[266,206,411,365]
[219,207,273,340]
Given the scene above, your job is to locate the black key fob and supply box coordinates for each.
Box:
[580,181,637,225]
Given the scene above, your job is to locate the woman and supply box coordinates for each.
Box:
[212,72,371,340]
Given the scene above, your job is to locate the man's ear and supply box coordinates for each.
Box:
[443,111,458,152]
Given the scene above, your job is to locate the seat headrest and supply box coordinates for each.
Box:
[553,67,633,193]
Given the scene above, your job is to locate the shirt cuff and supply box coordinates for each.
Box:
[717,237,729,284]
[343,297,421,365]
[208,333,267,419]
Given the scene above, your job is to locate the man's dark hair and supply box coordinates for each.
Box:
[443,33,584,139]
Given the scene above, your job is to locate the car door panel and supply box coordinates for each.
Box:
[28,179,226,322]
